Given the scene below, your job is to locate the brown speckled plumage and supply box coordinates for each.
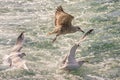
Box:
[48,6,84,42]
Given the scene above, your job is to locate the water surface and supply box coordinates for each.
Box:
[0,0,120,80]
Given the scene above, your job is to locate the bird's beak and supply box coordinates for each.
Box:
[24,53,26,56]
[22,53,26,56]
[80,29,84,33]
[83,60,89,63]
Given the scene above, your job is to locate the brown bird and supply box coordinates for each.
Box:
[48,6,84,42]
[60,29,93,70]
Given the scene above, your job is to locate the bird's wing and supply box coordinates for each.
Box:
[67,44,79,63]
[67,29,93,63]
[11,32,24,52]
[55,6,74,28]
[63,29,93,66]
[77,29,94,45]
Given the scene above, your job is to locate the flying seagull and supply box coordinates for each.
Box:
[3,32,28,70]
[60,29,93,70]
[48,6,84,42]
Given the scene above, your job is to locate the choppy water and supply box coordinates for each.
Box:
[0,0,120,80]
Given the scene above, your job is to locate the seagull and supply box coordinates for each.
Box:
[48,6,84,42]
[2,32,28,70]
[60,29,93,70]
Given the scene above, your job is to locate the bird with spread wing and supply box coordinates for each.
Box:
[60,29,93,70]
[2,32,28,70]
[48,6,84,42]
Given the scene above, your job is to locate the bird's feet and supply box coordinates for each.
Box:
[52,38,57,43]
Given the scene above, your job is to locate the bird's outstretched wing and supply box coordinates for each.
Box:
[67,29,94,63]
[55,6,74,28]
[67,44,79,63]
[78,29,94,45]
[11,32,25,52]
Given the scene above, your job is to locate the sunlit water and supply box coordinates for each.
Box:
[0,0,120,80]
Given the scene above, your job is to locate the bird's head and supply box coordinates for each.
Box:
[78,60,89,65]
[18,53,26,58]
[75,26,84,33]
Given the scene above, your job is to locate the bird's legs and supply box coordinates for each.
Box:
[47,27,60,35]
[8,58,12,67]
[52,33,60,43]
[47,31,56,35]
[23,63,29,71]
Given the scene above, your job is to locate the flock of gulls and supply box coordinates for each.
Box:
[1,6,94,71]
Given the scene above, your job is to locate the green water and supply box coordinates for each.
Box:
[0,0,120,80]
